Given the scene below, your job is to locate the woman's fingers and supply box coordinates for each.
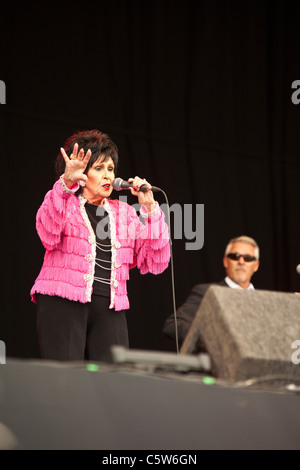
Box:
[128,176,152,191]
[83,148,92,163]
[61,144,91,185]
[77,147,84,160]
[60,147,69,163]
[72,143,78,158]
[61,142,79,163]
[62,143,91,167]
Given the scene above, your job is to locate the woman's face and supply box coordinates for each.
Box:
[83,155,115,204]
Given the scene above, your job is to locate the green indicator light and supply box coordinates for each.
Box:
[202,376,215,385]
[86,364,99,372]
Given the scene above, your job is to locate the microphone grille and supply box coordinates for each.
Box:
[112,178,123,191]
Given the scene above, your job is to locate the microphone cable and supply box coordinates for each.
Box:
[113,179,180,354]
[146,186,180,355]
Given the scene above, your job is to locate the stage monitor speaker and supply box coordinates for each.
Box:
[180,286,300,382]
[0,358,300,449]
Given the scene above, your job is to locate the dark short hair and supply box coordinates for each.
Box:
[55,129,118,179]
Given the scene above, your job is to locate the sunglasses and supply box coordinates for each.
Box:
[227,253,257,262]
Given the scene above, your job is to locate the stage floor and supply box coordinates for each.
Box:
[0,357,299,450]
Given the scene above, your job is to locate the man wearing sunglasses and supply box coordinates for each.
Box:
[163,235,260,351]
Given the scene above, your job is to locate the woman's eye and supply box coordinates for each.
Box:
[94,165,114,172]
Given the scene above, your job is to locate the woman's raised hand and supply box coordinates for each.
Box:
[60,143,92,188]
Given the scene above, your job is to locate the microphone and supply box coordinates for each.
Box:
[296,264,300,274]
[112,177,159,192]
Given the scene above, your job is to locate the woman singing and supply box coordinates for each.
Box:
[31,129,170,361]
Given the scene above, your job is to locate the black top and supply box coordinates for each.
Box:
[85,202,112,297]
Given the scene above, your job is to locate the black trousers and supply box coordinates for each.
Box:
[36,294,129,362]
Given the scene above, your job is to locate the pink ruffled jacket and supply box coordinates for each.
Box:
[30,178,170,311]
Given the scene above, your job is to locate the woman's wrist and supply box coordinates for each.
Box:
[142,202,156,213]
[60,174,80,193]
[140,201,159,217]
[62,175,75,188]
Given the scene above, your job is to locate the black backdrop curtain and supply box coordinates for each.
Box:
[1,0,300,358]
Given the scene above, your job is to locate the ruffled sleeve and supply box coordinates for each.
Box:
[134,202,171,274]
[36,177,79,251]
